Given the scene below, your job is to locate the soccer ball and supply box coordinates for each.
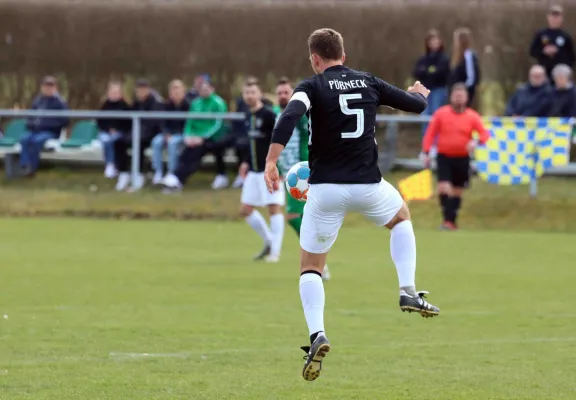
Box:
[285,161,310,202]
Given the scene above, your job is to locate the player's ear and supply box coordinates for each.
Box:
[341,53,346,64]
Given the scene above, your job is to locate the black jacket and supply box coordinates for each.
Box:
[26,94,69,134]
[448,50,480,89]
[530,28,575,76]
[132,93,164,140]
[550,86,576,117]
[505,83,554,117]
[97,99,132,133]
[413,51,450,90]
[162,99,190,134]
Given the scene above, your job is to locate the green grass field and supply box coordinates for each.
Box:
[1,218,575,399]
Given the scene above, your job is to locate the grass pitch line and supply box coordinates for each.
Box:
[109,352,189,359]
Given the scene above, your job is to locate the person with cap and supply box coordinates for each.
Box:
[530,5,575,80]
[19,76,69,176]
[113,78,163,191]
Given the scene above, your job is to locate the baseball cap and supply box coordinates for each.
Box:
[135,78,151,88]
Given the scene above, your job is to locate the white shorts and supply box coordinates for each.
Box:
[241,171,285,207]
[300,179,403,254]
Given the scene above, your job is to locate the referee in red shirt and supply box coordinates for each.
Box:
[422,83,490,230]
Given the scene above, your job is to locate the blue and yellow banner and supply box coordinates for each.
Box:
[474,118,572,185]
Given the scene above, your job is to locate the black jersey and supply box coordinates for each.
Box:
[272,65,427,184]
[246,105,277,172]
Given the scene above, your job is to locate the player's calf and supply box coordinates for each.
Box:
[241,204,272,260]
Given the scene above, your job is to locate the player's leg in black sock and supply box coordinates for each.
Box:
[452,196,462,224]
[439,193,450,222]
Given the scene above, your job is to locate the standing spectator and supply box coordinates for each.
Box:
[113,79,163,192]
[160,81,228,192]
[448,28,480,106]
[186,74,210,103]
[413,29,450,134]
[151,80,190,184]
[550,64,576,117]
[422,83,489,230]
[97,81,131,179]
[19,76,69,177]
[504,65,553,117]
[529,5,575,80]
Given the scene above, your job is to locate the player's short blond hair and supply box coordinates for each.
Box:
[308,28,344,61]
[169,79,185,90]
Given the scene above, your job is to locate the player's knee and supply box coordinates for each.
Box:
[437,182,452,195]
[452,187,464,197]
[386,202,411,229]
[239,204,253,218]
[268,204,282,215]
[286,213,299,220]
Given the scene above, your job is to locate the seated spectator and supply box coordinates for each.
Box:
[161,82,228,193]
[114,79,163,192]
[97,81,131,179]
[413,29,450,134]
[505,65,553,117]
[20,76,69,177]
[151,79,190,184]
[186,73,210,103]
[550,64,576,117]
[230,75,273,188]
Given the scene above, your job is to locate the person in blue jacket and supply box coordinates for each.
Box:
[20,76,69,176]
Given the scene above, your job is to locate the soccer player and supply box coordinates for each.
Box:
[263,28,440,381]
[239,81,285,262]
[422,83,489,230]
[274,77,331,281]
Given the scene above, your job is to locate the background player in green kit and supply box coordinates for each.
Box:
[274,78,331,280]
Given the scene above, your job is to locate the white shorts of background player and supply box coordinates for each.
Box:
[241,171,286,207]
[300,179,403,254]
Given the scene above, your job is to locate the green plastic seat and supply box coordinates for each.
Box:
[60,120,98,149]
[0,119,27,147]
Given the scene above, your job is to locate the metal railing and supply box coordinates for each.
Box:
[0,109,573,197]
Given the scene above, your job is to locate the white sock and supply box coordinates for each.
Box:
[269,213,285,257]
[390,220,416,289]
[245,210,272,245]
[299,272,325,336]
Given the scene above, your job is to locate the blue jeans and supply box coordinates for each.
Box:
[19,131,57,172]
[98,131,122,165]
[421,87,448,135]
[151,133,183,174]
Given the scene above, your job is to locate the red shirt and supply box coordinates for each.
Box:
[422,106,490,157]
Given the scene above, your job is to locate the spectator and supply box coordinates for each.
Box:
[448,27,480,106]
[20,76,69,177]
[186,74,210,103]
[151,79,190,184]
[550,64,576,117]
[161,81,228,193]
[422,83,489,231]
[113,79,163,192]
[504,65,553,117]
[529,5,575,80]
[413,29,450,134]
[230,76,273,188]
[97,81,131,179]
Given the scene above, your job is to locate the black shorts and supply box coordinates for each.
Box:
[436,154,470,188]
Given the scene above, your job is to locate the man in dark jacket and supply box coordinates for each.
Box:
[505,65,553,117]
[550,64,576,117]
[20,76,69,176]
[529,5,575,80]
[113,78,163,192]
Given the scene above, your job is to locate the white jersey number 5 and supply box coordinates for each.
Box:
[339,94,364,139]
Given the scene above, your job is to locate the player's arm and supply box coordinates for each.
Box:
[375,77,428,114]
[422,112,440,154]
[472,114,490,145]
[265,82,311,192]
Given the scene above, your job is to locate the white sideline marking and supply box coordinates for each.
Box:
[109,352,190,359]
